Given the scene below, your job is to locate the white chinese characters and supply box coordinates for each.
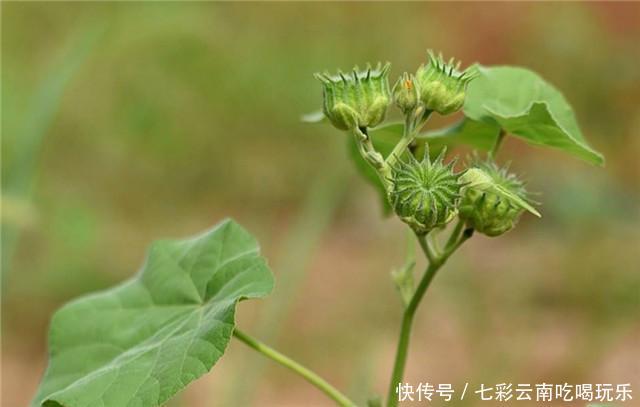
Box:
[397,382,632,403]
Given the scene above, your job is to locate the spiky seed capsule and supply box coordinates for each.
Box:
[389,150,462,234]
[415,50,477,115]
[392,72,420,115]
[458,161,536,237]
[315,63,391,131]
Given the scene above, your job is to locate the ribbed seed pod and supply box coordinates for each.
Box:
[389,150,462,234]
[415,50,477,115]
[459,160,538,237]
[315,63,391,131]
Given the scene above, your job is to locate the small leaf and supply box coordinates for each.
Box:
[463,65,604,165]
[300,109,326,123]
[464,171,541,217]
[391,260,415,307]
[493,184,541,217]
[33,219,274,407]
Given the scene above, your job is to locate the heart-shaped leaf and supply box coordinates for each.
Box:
[463,65,604,165]
[33,219,274,407]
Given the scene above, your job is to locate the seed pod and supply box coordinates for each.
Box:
[315,63,391,131]
[389,149,462,234]
[459,161,539,237]
[415,51,477,115]
[392,72,420,115]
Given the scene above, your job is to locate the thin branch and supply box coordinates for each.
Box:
[416,232,438,264]
[233,329,357,407]
[444,218,464,251]
[386,227,472,407]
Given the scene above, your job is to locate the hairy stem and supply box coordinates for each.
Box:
[386,115,415,167]
[233,329,357,407]
[386,228,472,407]
[353,127,392,190]
[416,232,438,264]
[386,110,433,169]
[444,218,464,250]
[386,262,439,407]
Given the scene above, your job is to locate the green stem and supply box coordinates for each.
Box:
[427,231,441,255]
[353,127,392,190]
[385,228,472,407]
[443,227,473,259]
[386,262,439,407]
[444,218,464,251]
[233,329,357,407]
[386,115,415,167]
[416,232,438,264]
[386,110,433,169]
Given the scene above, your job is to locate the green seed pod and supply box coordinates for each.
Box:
[315,63,391,131]
[389,150,462,234]
[392,72,420,115]
[415,51,477,115]
[459,161,539,237]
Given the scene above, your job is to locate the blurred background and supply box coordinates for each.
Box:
[2,2,639,406]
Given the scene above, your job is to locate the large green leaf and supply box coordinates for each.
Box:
[463,65,604,165]
[414,117,501,158]
[33,219,274,407]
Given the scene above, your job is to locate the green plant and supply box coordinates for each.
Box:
[33,50,603,407]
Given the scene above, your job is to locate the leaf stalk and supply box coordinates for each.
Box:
[233,329,357,407]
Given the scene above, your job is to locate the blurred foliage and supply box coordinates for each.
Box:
[2,2,639,406]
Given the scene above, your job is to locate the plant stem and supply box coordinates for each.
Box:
[444,219,464,251]
[386,110,432,169]
[443,227,473,259]
[386,262,439,407]
[353,127,392,190]
[386,115,415,167]
[233,329,357,407]
[385,228,472,407]
[416,233,438,264]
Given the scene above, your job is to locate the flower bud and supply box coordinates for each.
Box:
[315,63,391,131]
[459,161,539,237]
[392,73,420,115]
[389,150,461,234]
[415,51,477,115]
